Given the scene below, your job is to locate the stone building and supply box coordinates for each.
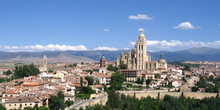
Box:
[117,31,167,70]
[43,55,48,72]
[117,31,151,70]
[100,53,107,67]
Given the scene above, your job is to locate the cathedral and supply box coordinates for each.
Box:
[116,30,167,70]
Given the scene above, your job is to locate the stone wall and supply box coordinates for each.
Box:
[120,91,219,100]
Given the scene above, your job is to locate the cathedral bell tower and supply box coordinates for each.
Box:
[43,55,48,72]
[136,30,147,70]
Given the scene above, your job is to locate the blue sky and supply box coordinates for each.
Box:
[0,0,220,52]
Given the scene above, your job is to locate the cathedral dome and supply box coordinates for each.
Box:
[138,30,145,38]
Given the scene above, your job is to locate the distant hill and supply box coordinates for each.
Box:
[0,51,94,63]
[0,47,220,63]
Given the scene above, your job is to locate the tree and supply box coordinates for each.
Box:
[57,91,64,100]
[182,65,191,71]
[209,75,214,82]
[3,70,12,75]
[146,79,152,87]
[110,72,125,90]
[80,77,83,87]
[135,77,143,84]
[39,106,50,110]
[14,64,39,79]
[154,73,161,79]
[79,86,95,94]
[48,69,53,73]
[0,104,6,110]
[192,86,199,92]
[119,61,127,69]
[23,107,33,110]
[85,76,94,85]
[65,100,74,108]
[49,95,66,110]
[182,77,187,82]
[86,70,93,75]
[106,89,121,109]
[107,64,118,72]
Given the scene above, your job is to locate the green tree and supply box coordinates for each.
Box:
[146,79,152,86]
[85,76,94,85]
[14,64,39,79]
[110,72,125,90]
[209,75,214,82]
[79,86,95,94]
[107,64,118,72]
[182,65,191,71]
[182,77,187,82]
[119,61,127,69]
[154,73,161,79]
[106,89,121,109]
[48,69,53,73]
[86,69,93,75]
[3,70,12,75]
[23,107,33,110]
[65,100,74,108]
[49,95,66,110]
[0,104,6,110]
[135,77,143,84]
[39,106,50,110]
[80,77,83,87]
[57,91,64,100]
[191,86,199,92]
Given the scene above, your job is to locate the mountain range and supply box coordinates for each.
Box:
[0,47,219,63]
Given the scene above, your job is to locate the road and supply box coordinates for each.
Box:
[68,94,107,110]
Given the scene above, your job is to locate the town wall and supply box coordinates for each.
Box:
[119,91,219,100]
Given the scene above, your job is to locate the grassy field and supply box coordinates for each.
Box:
[0,63,15,69]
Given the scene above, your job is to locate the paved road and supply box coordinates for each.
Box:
[68,94,107,110]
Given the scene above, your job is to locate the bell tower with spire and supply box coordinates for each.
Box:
[100,53,107,67]
[136,30,147,70]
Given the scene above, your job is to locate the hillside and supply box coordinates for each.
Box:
[0,47,220,63]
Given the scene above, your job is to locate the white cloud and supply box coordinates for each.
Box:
[0,44,88,52]
[103,29,109,32]
[93,47,118,51]
[123,48,130,50]
[138,28,144,32]
[130,41,136,46]
[128,14,153,20]
[129,40,220,49]
[174,22,200,30]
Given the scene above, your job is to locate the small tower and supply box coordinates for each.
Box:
[100,53,107,67]
[43,55,48,72]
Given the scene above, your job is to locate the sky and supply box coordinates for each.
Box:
[0,0,220,52]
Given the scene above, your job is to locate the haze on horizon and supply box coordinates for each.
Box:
[0,0,220,52]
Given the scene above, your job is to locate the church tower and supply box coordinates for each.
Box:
[100,53,107,67]
[43,55,48,72]
[136,30,147,70]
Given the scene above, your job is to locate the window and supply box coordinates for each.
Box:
[139,45,140,50]
[68,98,70,100]
[142,45,143,49]
[9,104,11,106]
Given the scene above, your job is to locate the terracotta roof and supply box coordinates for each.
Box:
[93,73,111,78]
[94,84,104,88]
[5,97,41,103]
[22,82,39,86]
[4,90,20,94]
